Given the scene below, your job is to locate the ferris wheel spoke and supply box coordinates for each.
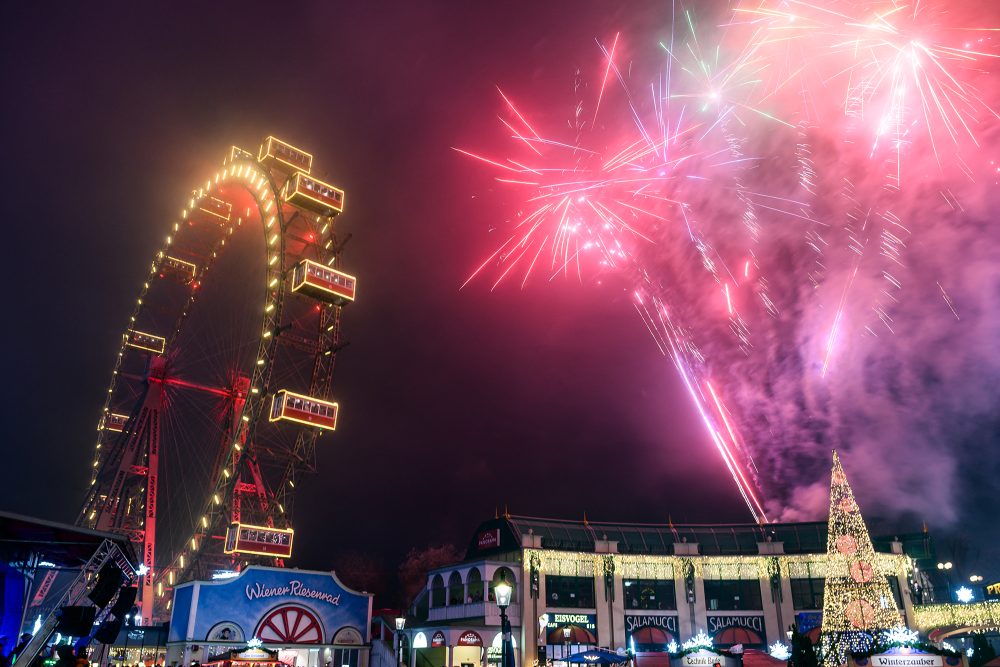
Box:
[159,391,220,536]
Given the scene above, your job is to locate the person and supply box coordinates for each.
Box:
[53,646,76,667]
[11,634,33,663]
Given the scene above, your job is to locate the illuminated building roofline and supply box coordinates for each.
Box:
[464,512,918,559]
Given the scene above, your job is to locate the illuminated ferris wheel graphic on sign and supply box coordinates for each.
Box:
[255,605,324,644]
[77,136,357,624]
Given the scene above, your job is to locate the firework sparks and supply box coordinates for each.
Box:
[459,0,1000,525]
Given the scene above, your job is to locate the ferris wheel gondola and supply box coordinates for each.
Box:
[80,136,356,624]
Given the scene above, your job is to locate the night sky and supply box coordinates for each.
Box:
[0,0,994,589]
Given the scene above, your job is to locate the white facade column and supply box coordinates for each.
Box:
[757,542,785,646]
[594,540,623,651]
[521,565,534,667]
[692,569,708,635]
[522,534,544,665]
[610,569,626,651]
[758,574,780,645]
[777,566,797,641]
[595,570,612,651]
[673,543,702,640]
[674,561,692,641]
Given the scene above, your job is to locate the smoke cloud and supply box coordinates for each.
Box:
[635,8,1000,545]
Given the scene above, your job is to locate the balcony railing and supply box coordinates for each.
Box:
[427,601,521,625]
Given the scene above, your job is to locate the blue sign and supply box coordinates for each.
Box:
[796,612,822,634]
[168,566,371,646]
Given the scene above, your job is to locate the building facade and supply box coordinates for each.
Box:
[402,516,919,667]
[166,566,373,667]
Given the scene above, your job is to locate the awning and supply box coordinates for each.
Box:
[634,653,671,667]
[630,627,674,645]
[742,649,787,667]
[204,646,288,666]
[714,626,763,646]
[548,625,598,645]
[567,649,630,665]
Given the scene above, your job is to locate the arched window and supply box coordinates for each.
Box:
[448,571,465,605]
[488,567,517,605]
[431,573,446,608]
[467,567,484,603]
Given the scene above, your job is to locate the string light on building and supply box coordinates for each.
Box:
[522,549,907,591]
[913,601,1000,633]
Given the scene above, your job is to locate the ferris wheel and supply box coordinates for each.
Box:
[78,137,356,624]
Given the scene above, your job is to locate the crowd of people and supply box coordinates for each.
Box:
[0,635,159,667]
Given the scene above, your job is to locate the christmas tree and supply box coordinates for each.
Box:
[820,451,901,667]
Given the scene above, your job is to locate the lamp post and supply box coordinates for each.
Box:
[395,617,406,667]
[937,562,954,601]
[562,626,572,664]
[495,579,513,667]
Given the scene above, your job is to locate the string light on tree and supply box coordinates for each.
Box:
[820,451,901,667]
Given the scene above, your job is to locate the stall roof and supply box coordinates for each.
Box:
[0,509,136,568]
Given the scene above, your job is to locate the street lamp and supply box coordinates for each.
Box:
[563,626,572,663]
[395,617,406,667]
[495,578,513,667]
